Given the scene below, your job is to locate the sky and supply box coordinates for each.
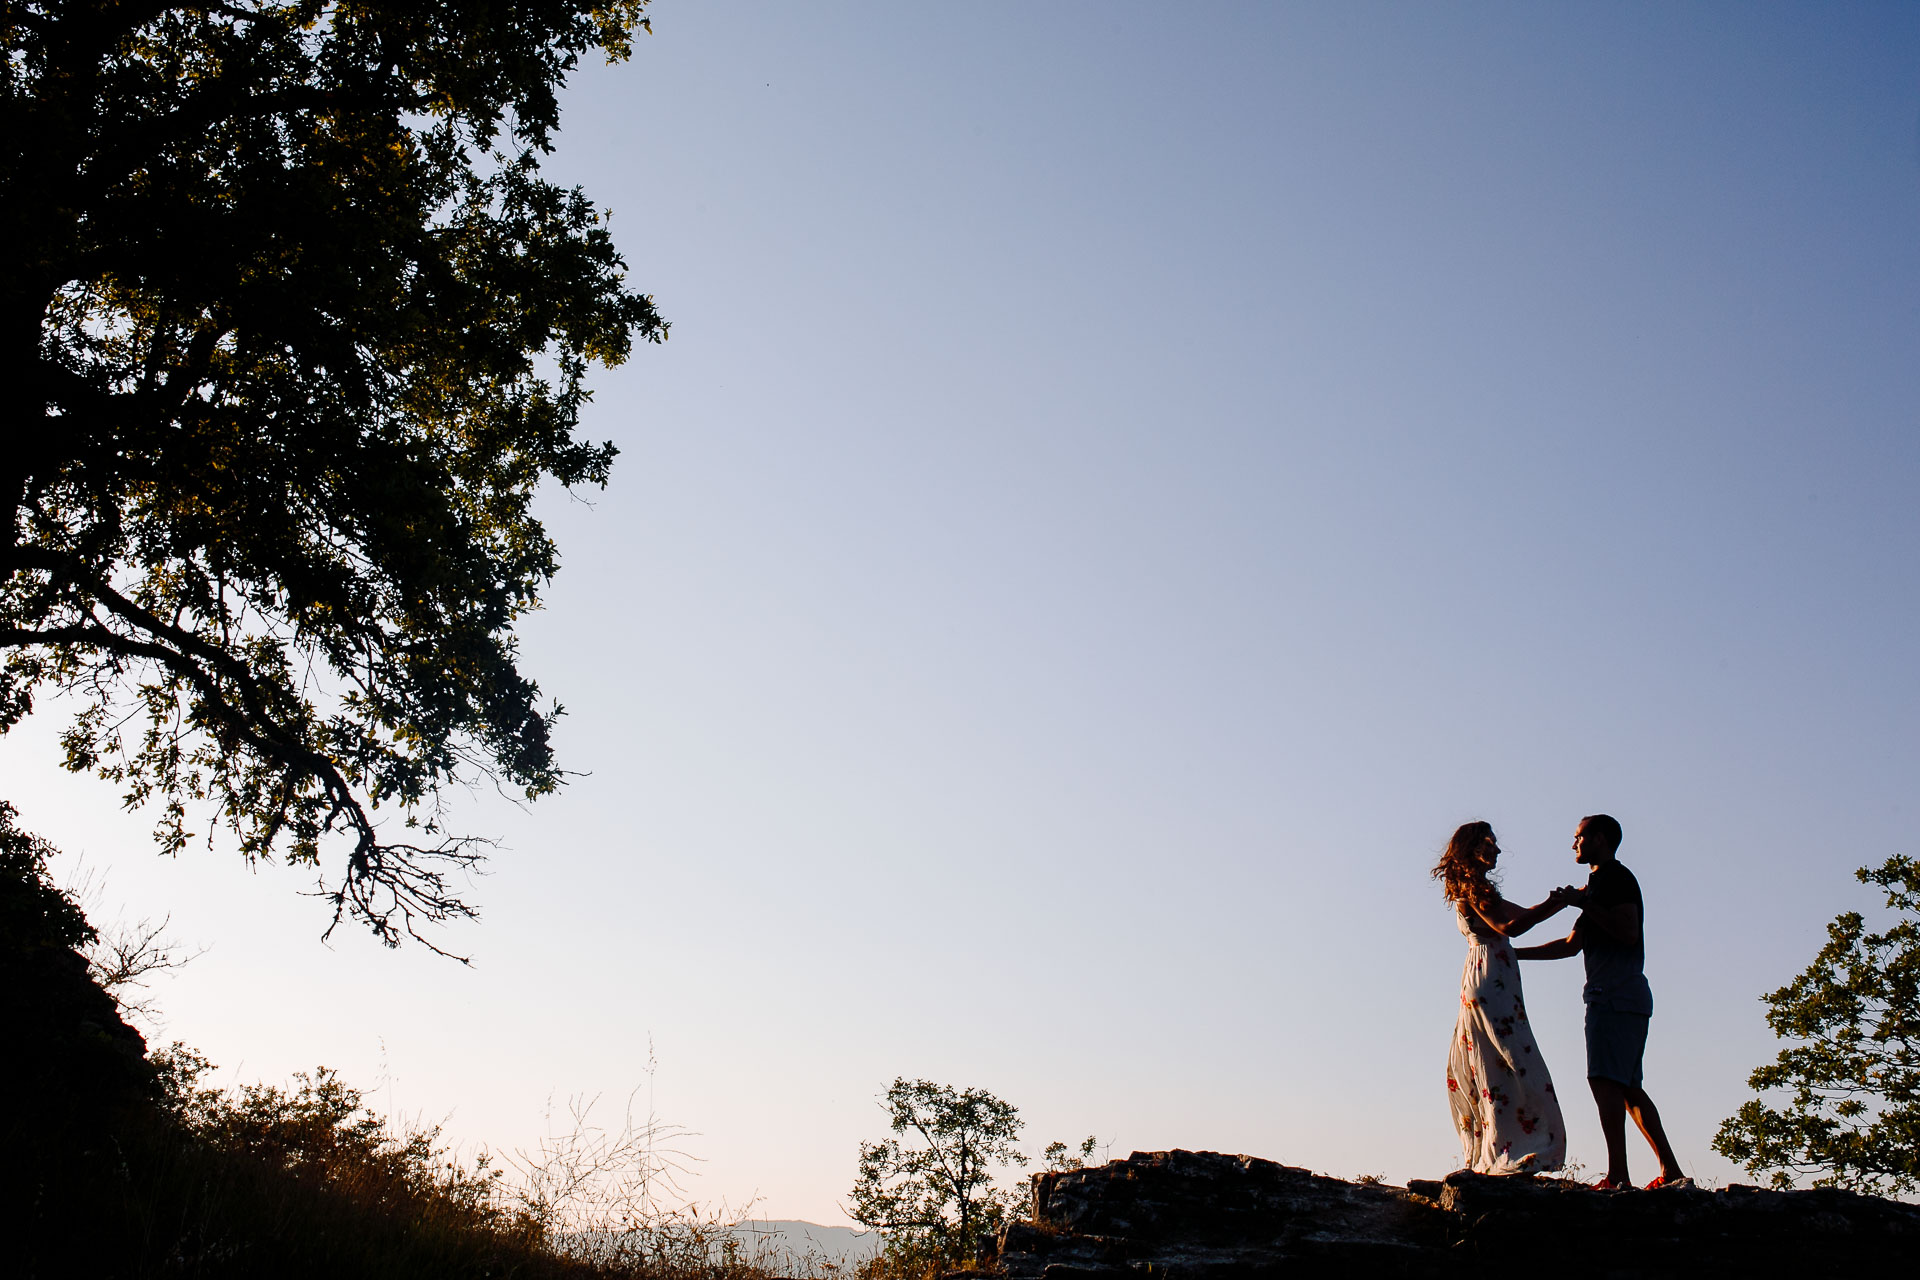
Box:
[7,0,1920,1221]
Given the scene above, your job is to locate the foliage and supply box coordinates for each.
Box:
[157,1042,531,1231]
[0,799,158,1136]
[851,1078,1026,1271]
[1713,854,1920,1194]
[0,807,840,1279]
[133,1047,856,1279]
[27,1037,838,1278]
[1,1,666,950]
[850,1079,1093,1275]
[0,798,94,952]
[1042,1136,1099,1172]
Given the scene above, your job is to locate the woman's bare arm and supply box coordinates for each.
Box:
[1470,891,1574,939]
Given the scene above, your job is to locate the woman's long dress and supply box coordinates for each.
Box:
[1447,907,1566,1174]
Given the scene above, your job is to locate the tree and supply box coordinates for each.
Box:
[0,798,95,957]
[1,2,665,950]
[850,1078,1030,1270]
[1713,855,1920,1194]
[0,798,156,1125]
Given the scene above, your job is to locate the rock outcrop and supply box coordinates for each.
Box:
[997,1149,1920,1278]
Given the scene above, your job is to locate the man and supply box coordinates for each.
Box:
[1516,814,1688,1189]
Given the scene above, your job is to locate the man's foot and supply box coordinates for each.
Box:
[1644,1175,1693,1190]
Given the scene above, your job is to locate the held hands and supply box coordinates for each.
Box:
[1547,884,1587,909]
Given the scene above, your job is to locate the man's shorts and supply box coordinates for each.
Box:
[1585,1006,1650,1087]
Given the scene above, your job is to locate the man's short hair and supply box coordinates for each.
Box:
[1580,813,1623,856]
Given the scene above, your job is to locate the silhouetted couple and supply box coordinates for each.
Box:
[1435,815,1688,1189]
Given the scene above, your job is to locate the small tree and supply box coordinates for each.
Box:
[1713,855,1920,1194]
[1041,1136,1099,1172]
[850,1079,1030,1271]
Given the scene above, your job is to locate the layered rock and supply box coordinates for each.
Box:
[997,1150,1920,1278]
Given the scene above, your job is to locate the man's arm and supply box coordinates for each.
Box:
[1515,925,1582,961]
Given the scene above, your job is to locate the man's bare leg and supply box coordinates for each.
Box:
[1623,1086,1684,1181]
[1588,1077,1632,1184]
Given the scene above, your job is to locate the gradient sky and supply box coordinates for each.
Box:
[7,1,1920,1221]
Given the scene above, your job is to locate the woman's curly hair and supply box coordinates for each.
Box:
[1432,820,1499,913]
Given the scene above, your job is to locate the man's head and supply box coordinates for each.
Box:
[1575,813,1623,865]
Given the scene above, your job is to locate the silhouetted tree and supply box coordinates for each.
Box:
[1714,855,1920,1194]
[1,2,665,950]
[851,1078,1029,1270]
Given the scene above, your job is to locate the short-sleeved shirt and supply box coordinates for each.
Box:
[1576,861,1653,1015]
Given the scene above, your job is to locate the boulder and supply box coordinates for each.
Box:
[997,1150,1920,1278]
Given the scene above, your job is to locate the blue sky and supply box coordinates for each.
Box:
[7,1,1920,1219]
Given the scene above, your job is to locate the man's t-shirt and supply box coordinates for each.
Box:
[1576,861,1654,1015]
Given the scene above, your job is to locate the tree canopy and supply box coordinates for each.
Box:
[851,1078,1031,1271]
[1713,855,1920,1194]
[1,2,664,950]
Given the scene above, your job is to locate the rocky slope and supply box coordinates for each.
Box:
[996,1149,1920,1278]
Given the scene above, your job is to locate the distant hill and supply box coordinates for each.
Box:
[725,1220,882,1263]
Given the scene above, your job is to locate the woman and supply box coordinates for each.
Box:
[1435,821,1574,1175]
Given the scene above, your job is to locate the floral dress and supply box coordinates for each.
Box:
[1446,906,1566,1174]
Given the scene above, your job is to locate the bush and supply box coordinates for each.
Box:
[1713,855,1920,1194]
[0,801,832,1279]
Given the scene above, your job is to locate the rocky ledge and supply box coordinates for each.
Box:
[995,1149,1920,1278]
